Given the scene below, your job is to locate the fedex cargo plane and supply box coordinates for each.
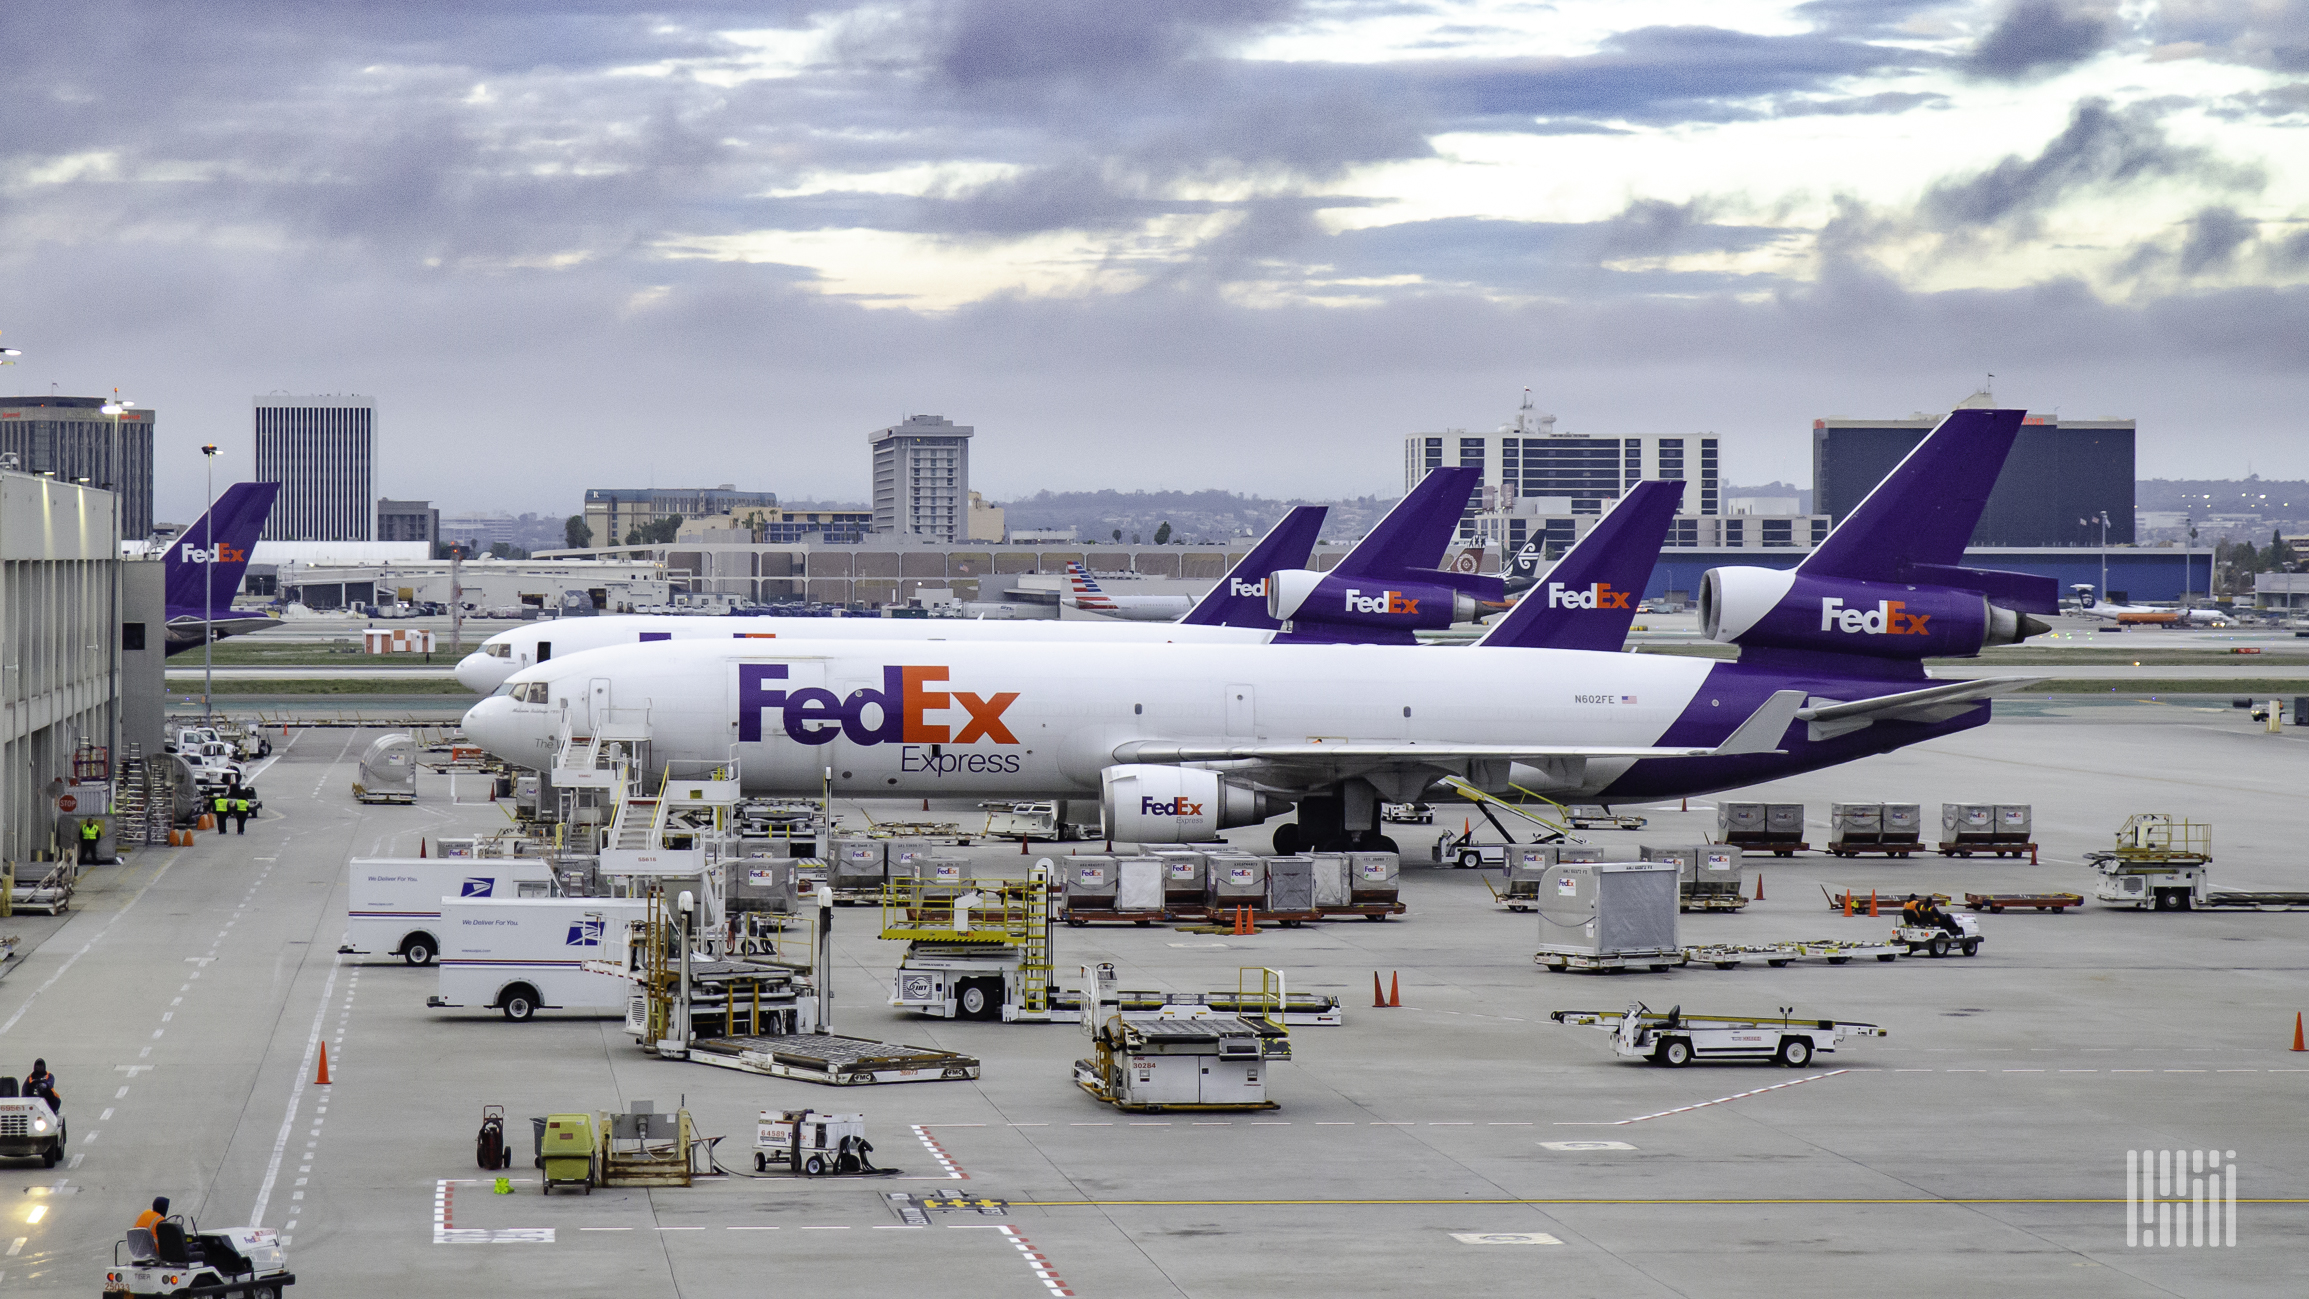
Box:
[162,482,281,653]
[464,407,2053,853]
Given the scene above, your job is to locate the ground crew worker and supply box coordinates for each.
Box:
[78,817,102,865]
[134,1196,168,1232]
[1899,895,1925,926]
[24,1059,59,1112]
[212,792,231,834]
[231,794,252,835]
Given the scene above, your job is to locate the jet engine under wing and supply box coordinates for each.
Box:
[1113,691,1806,777]
[1796,676,2046,741]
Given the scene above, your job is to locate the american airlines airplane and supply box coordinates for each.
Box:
[1062,563,1193,621]
[463,408,2054,853]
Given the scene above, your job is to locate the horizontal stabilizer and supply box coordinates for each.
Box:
[1904,564,2059,615]
[1797,676,2046,724]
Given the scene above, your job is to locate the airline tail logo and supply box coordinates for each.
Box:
[460,878,494,897]
[565,917,605,946]
[1343,588,1420,615]
[1140,796,1205,817]
[1228,577,1267,597]
[178,543,248,565]
[737,664,1020,747]
[1065,562,1117,609]
[1546,581,1631,610]
[1819,597,1930,636]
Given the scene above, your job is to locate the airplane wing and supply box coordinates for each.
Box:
[1113,690,1805,775]
[1797,676,2045,740]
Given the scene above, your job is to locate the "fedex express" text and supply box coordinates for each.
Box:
[1818,597,1930,635]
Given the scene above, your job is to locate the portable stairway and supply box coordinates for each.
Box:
[115,745,158,846]
[550,706,652,852]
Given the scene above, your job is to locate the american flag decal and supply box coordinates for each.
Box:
[1621,695,1638,704]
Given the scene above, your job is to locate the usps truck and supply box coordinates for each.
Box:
[427,896,650,1021]
[340,857,563,966]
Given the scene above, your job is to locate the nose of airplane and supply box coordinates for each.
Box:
[456,650,512,694]
[462,695,516,759]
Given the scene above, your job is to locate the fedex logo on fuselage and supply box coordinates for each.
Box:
[178,544,247,565]
[1343,588,1419,615]
[1546,582,1629,610]
[737,664,1020,747]
[1228,577,1267,597]
[1818,597,1930,636]
[1140,797,1205,817]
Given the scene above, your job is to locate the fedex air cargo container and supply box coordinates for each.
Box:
[340,857,562,967]
[428,896,650,1021]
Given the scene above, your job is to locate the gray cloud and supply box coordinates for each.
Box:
[1966,1,2115,80]
[2177,205,2259,274]
[1917,97,2258,234]
[2151,0,2309,71]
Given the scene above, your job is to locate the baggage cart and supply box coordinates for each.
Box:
[1963,892,2080,913]
[1718,802,1807,856]
[1642,844,1747,912]
[1549,1003,1887,1068]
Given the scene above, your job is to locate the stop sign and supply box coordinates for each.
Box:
[58,794,77,813]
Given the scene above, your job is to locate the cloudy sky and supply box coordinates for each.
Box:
[4,0,2304,522]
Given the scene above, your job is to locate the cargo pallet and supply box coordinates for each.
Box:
[684,1033,981,1085]
[1678,889,1748,913]
[1936,841,2039,860]
[1964,892,2080,913]
[2199,892,2309,911]
[1823,888,1949,913]
[1061,908,1167,927]
[1724,838,1808,858]
[1823,842,1925,858]
[1685,940,1903,968]
[1536,949,1686,973]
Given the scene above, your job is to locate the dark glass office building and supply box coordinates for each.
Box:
[0,396,155,539]
[1812,414,2135,546]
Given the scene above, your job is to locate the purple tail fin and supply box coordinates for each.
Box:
[1475,480,1682,651]
[1177,505,1327,627]
[1799,406,2056,613]
[1330,466,1503,600]
[164,482,278,617]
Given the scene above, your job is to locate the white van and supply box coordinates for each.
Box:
[428,896,650,1021]
[341,858,562,967]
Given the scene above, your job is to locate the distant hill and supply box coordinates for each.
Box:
[994,489,1400,546]
[2137,479,2309,516]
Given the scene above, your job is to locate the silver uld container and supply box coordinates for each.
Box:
[1829,803,1883,843]
[1995,804,2033,837]
[885,839,937,872]
[1152,850,1208,894]
[1207,855,1266,902]
[1509,844,1558,882]
[1308,853,1351,908]
[1063,856,1119,903]
[1535,862,1679,958]
[918,854,973,886]
[1717,802,1767,834]
[728,859,797,913]
[1267,856,1316,912]
[1882,803,1922,842]
[1765,803,1806,835]
[1115,857,1164,912]
[1348,851,1400,901]
[1943,803,1994,836]
[1638,844,1701,883]
[828,838,886,889]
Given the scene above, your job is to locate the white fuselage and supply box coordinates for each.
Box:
[454,613,1267,693]
[462,637,1717,801]
[1068,595,1196,621]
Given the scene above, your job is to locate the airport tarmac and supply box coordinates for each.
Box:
[3,700,2303,1296]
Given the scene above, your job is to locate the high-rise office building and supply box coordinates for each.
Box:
[255,394,375,541]
[583,486,779,548]
[0,396,155,539]
[1813,410,2135,546]
[1405,395,1724,553]
[870,414,972,542]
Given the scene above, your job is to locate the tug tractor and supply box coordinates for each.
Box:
[0,1081,65,1167]
[104,1217,294,1298]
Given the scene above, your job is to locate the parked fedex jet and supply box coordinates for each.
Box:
[161,482,281,653]
[464,407,2054,854]
[1265,466,1503,644]
[452,507,1329,694]
[1061,563,1193,621]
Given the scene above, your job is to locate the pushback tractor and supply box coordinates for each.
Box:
[1551,1003,1886,1067]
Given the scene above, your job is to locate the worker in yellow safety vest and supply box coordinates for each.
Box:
[213,793,231,835]
[78,817,102,865]
[230,796,252,835]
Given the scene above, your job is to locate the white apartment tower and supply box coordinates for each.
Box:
[255,394,375,541]
[870,414,972,542]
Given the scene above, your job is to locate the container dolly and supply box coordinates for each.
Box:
[1550,1002,1886,1068]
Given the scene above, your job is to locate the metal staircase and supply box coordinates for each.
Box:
[114,746,154,846]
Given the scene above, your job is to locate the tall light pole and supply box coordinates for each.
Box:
[100,392,134,774]
[201,443,219,721]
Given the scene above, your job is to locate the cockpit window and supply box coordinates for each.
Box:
[491,682,515,697]
[510,682,550,704]
[484,643,511,658]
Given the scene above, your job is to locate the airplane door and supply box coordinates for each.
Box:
[588,678,611,733]
[1225,684,1256,738]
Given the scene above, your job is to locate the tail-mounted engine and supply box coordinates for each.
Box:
[1266,570,1496,636]
[1700,567,2049,660]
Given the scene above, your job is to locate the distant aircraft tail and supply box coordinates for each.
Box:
[1177,505,1327,628]
[164,482,278,616]
[1064,561,1117,610]
[1475,480,1682,651]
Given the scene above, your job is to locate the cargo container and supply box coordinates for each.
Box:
[1640,844,1746,912]
[1266,856,1316,916]
[1717,802,1807,855]
[1534,862,1681,972]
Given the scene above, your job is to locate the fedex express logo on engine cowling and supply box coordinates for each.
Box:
[1547,581,1630,610]
[1140,796,1205,818]
[737,664,1018,747]
[1819,597,1930,635]
[1344,588,1419,615]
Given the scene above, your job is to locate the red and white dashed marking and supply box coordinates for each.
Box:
[433,1178,553,1243]
[910,1125,968,1179]
[999,1225,1074,1296]
[1557,1069,1850,1126]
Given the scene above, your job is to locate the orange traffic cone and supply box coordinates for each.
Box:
[315,1042,332,1085]
[2293,1012,2305,1052]
[1388,973,1401,1008]
[1020,837,1030,855]
[1868,890,1879,918]
[420,839,427,858]
[1755,873,1764,901]
[1843,891,1853,917]
[1373,973,1387,1008]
